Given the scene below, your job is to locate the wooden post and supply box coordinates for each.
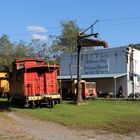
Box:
[76,44,83,104]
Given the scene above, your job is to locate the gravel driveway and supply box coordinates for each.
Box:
[0,111,140,140]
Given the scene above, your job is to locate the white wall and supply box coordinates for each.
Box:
[131,48,140,94]
[60,46,140,96]
[60,46,128,76]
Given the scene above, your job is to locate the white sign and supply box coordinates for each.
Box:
[82,57,109,74]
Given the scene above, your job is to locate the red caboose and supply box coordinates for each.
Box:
[9,58,61,108]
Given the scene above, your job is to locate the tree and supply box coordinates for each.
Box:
[0,35,36,71]
[29,40,50,60]
[129,44,140,50]
[51,20,81,54]
[0,35,14,71]
[13,40,35,59]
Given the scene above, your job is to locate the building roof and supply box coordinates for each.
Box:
[57,73,127,80]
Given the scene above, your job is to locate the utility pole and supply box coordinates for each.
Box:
[76,42,83,103]
[75,20,108,104]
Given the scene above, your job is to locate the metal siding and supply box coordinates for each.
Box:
[45,70,58,94]
[60,46,127,76]
[60,46,140,96]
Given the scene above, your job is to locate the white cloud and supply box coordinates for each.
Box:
[31,34,48,41]
[27,25,47,33]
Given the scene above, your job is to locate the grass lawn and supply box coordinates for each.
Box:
[0,98,140,133]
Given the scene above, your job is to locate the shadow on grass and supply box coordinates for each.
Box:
[0,98,12,112]
[0,97,62,111]
[62,100,76,105]
[0,97,25,112]
[63,100,89,105]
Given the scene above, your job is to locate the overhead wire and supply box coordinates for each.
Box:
[1,16,140,39]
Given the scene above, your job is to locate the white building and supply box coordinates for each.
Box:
[59,46,140,97]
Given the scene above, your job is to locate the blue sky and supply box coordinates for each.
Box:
[0,0,140,47]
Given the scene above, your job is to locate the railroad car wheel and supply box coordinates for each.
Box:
[11,97,16,104]
[49,100,54,108]
[7,95,11,101]
[31,101,36,109]
[24,102,30,108]
[58,99,61,104]
[35,100,41,108]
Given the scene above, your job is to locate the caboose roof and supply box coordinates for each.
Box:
[25,64,59,69]
[16,64,59,71]
[15,58,44,63]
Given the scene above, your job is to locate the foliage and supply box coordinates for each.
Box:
[129,43,140,50]
[13,40,35,59]
[29,39,59,65]
[0,35,35,72]
[51,20,81,54]
[29,40,49,59]
[0,35,14,71]
[0,34,60,71]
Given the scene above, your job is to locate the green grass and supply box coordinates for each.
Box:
[1,98,140,133]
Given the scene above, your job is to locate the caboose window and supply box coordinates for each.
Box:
[18,62,24,69]
[36,61,42,65]
[38,72,43,76]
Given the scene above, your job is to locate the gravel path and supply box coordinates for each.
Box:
[0,111,140,140]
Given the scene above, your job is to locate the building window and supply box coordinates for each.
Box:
[18,62,24,69]
[81,54,83,61]
[36,61,42,65]
[84,54,88,59]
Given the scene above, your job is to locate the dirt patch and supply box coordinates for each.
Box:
[0,111,140,140]
[0,113,35,140]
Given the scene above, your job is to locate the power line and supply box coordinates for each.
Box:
[1,16,140,39]
[100,16,140,22]
[81,16,140,29]
[99,20,140,29]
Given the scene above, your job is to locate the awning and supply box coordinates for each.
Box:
[57,73,127,80]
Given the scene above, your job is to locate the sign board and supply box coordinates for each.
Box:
[78,38,108,47]
[82,57,109,74]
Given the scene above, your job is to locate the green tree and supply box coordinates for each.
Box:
[13,40,35,59]
[129,44,140,50]
[51,20,81,54]
[29,40,50,59]
[0,35,14,71]
[0,35,36,71]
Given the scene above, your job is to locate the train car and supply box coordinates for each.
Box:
[60,80,96,100]
[0,72,9,97]
[9,58,61,108]
[81,81,96,99]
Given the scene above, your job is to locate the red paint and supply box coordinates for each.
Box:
[9,58,59,101]
[81,81,96,99]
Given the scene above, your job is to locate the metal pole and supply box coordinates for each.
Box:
[114,78,116,98]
